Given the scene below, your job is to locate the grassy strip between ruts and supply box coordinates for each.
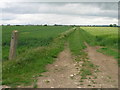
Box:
[2,27,76,87]
[67,28,98,79]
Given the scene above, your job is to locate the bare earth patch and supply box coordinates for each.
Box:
[84,43,118,88]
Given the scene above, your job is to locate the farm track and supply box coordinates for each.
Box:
[37,43,81,88]
[84,43,118,88]
[2,27,119,89]
[37,42,118,88]
[2,43,118,88]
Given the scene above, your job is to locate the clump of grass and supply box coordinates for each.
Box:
[79,80,84,82]
[97,47,118,58]
[81,68,92,78]
[80,59,98,79]
[33,79,38,88]
[88,84,91,86]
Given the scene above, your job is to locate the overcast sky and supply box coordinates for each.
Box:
[0,2,118,25]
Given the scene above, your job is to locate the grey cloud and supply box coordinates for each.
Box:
[1,2,118,18]
[80,2,118,10]
[1,13,17,20]
[0,2,118,25]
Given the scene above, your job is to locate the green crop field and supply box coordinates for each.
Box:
[2,25,71,61]
[81,27,119,49]
[2,26,119,87]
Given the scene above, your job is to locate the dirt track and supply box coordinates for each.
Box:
[37,43,118,88]
[85,43,118,88]
[37,44,82,88]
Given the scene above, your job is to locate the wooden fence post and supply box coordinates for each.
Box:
[9,30,18,60]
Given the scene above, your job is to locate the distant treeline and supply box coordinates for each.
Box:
[1,24,119,27]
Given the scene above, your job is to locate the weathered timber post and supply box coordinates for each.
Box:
[9,30,18,60]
